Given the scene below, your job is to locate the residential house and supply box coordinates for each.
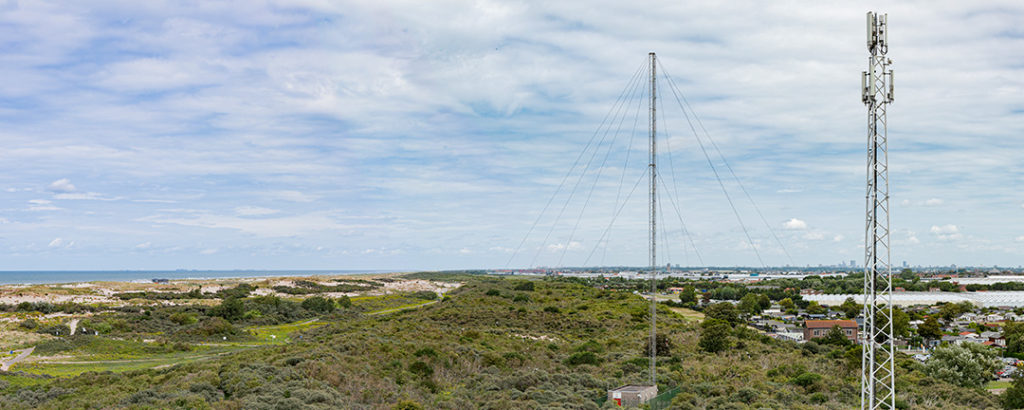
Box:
[981,331,1006,347]
[804,320,858,342]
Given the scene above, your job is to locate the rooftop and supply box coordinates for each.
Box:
[609,385,657,393]
[804,319,857,329]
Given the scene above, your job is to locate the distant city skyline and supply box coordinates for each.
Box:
[1,1,1022,270]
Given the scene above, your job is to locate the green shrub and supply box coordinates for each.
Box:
[393,399,424,410]
[301,296,336,313]
[485,289,501,297]
[169,312,197,326]
[564,351,599,366]
[19,318,38,330]
[408,361,433,378]
[411,291,437,300]
[789,372,823,388]
[514,281,535,291]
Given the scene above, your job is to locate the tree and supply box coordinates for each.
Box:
[806,301,826,315]
[678,286,697,305]
[757,294,771,311]
[840,297,861,319]
[643,333,673,357]
[704,302,740,326]
[917,316,942,342]
[738,293,764,316]
[820,325,852,347]
[939,302,964,322]
[779,298,796,311]
[891,307,911,339]
[1001,374,1024,410]
[898,268,916,281]
[213,297,244,321]
[1006,322,1024,355]
[924,343,1001,388]
[301,296,336,313]
[699,318,733,353]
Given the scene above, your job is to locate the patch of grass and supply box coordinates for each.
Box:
[248,319,326,344]
[351,293,432,313]
[0,373,50,389]
[668,306,705,322]
[17,351,234,377]
[986,380,1012,389]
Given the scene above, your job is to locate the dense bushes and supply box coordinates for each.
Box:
[0,274,1001,409]
[301,296,335,313]
[272,280,380,295]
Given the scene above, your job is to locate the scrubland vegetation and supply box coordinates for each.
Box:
[0,273,1003,409]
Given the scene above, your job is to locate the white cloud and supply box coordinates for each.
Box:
[27,199,60,211]
[1016,236,1024,242]
[200,248,218,255]
[47,237,73,248]
[832,235,844,242]
[802,231,825,241]
[135,242,152,250]
[908,236,920,244]
[235,206,279,216]
[270,191,318,203]
[546,241,582,252]
[900,199,911,206]
[0,217,8,224]
[783,218,807,230]
[458,248,472,254]
[923,198,944,206]
[54,192,119,200]
[47,178,76,193]
[138,210,360,237]
[930,224,962,241]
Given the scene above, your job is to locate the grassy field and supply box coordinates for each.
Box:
[248,318,326,344]
[668,306,705,322]
[987,380,1012,390]
[0,294,437,380]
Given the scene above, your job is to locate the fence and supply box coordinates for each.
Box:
[647,387,681,410]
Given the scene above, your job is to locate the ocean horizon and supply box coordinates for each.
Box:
[0,270,395,285]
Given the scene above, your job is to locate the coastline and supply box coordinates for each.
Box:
[0,270,399,286]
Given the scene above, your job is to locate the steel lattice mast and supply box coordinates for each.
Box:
[860,11,896,410]
[648,51,658,389]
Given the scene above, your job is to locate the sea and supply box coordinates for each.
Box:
[0,270,393,285]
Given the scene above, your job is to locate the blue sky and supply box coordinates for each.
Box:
[0,1,1022,270]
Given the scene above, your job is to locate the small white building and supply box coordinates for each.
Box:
[608,385,657,407]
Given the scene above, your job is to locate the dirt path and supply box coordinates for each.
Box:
[69,318,80,336]
[1,346,35,371]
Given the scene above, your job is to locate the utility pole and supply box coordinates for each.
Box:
[648,51,658,389]
[860,11,896,410]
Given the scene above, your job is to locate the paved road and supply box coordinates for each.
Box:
[0,346,35,371]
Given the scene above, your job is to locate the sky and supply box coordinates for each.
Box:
[0,1,1022,271]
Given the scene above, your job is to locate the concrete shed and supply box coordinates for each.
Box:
[607,384,657,407]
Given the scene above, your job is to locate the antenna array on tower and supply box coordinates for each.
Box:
[860,11,897,410]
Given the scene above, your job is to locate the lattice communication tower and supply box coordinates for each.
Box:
[860,11,896,410]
